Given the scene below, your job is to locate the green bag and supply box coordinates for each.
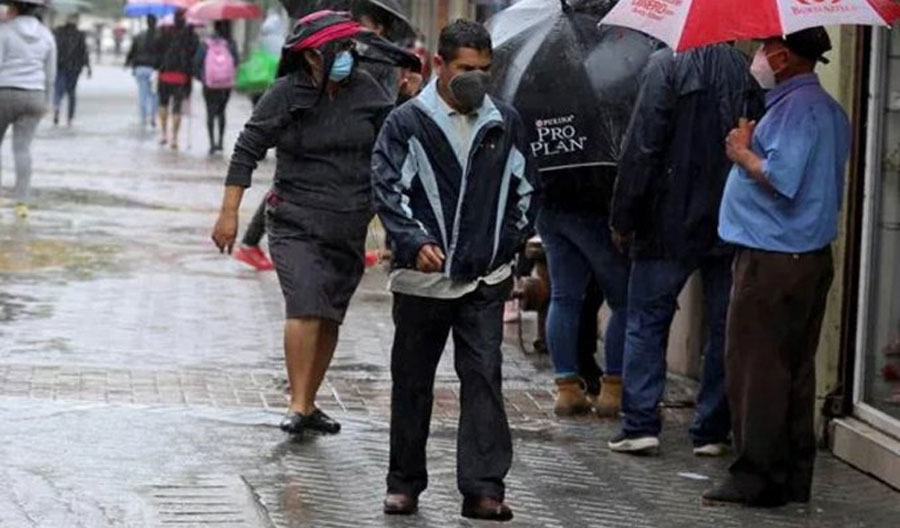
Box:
[235,49,280,94]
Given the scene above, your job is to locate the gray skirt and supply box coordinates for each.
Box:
[266,197,371,324]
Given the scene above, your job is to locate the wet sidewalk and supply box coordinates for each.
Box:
[1,64,898,527]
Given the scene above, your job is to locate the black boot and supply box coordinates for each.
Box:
[280,409,342,436]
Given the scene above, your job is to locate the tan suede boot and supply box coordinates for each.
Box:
[594,375,623,418]
[554,377,591,416]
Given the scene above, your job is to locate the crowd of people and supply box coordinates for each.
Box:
[0,0,851,521]
[209,1,850,519]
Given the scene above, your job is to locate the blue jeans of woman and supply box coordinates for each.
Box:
[134,66,158,126]
[537,209,630,378]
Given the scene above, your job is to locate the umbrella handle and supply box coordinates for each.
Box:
[560,0,571,12]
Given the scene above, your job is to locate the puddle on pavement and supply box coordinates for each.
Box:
[38,187,162,210]
[0,237,119,276]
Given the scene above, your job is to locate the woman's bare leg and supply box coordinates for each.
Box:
[284,317,340,415]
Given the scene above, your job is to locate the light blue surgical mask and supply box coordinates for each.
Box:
[329,51,355,82]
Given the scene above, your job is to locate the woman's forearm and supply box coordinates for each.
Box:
[220,185,246,215]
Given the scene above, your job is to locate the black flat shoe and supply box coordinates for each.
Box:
[279,409,341,435]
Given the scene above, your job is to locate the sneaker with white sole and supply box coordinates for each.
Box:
[693,442,731,457]
[608,431,660,454]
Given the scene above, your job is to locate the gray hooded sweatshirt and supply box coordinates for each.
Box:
[0,15,57,93]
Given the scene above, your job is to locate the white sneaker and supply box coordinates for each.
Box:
[608,432,660,454]
[693,443,731,457]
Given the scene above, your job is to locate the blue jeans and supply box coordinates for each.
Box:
[53,68,81,122]
[621,254,732,445]
[538,209,630,378]
[134,67,158,126]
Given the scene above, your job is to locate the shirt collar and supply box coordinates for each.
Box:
[766,73,820,109]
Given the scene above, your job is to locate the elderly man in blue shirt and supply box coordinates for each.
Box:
[704,27,850,507]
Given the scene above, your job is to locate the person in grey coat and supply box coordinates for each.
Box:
[0,0,56,219]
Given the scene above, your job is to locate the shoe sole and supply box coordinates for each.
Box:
[554,406,592,417]
[383,507,418,516]
[461,511,514,522]
[608,437,660,455]
[694,448,729,458]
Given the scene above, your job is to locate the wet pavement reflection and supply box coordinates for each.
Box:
[1,63,898,527]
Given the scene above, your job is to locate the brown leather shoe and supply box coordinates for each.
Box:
[553,376,591,416]
[461,496,514,522]
[383,493,418,515]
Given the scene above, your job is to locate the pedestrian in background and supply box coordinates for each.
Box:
[705,27,850,508]
[0,0,56,219]
[52,13,91,126]
[156,9,198,150]
[608,44,763,456]
[112,20,127,57]
[373,20,536,522]
[126,14,160,128]
[537,135,630,419]
[195,20,238,155]
[212,11,394,437]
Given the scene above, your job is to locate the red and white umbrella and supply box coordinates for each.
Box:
[186,0,263,21]
[601,0,900,52]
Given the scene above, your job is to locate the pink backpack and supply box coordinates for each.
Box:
[204,38,236,89]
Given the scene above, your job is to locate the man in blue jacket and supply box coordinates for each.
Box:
[608,44,764,456]
[372,20,537,522]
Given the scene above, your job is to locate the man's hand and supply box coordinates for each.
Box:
[611,229,632,255]
[212,210,238,254]
[416,244,445,273]
[726,118,756,163]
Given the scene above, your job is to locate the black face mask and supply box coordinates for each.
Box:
[449,71,490,114]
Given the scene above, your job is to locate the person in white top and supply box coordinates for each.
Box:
[0,0,56,219]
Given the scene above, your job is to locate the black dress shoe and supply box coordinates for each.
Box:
[461,496,513,522]
[702,480,748,506]
[279,409,341,435]
[383,493,418,515]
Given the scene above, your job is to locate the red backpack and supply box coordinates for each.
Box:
[204,38,236,89]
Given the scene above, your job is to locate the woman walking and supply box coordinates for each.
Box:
[195,20,238,155]
[211,11,395,436]
[0,0,56,219]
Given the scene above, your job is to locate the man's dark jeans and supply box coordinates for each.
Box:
[387,280,513,500]
[621,254,732,445]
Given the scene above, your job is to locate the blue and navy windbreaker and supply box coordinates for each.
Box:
[372,80,538,282]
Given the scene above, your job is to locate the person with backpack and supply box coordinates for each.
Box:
[195,20,238,155]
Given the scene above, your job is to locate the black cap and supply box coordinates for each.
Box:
[783,26,832,64]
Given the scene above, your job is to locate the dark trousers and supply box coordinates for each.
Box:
[578,280,605,395]
[54,68,81,122]
[242,196,267,247]
[387,280,513,500]
[203,87,231,150]
[621,254,733,445]
[726,247,833,504]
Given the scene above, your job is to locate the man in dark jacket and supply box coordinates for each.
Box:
[372,20,537,522]
[607,44,764,456]
[53,14,91,126]
[126,15,161,128]
[156,10,199,149]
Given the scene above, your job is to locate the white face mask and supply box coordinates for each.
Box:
[750,47,777,90]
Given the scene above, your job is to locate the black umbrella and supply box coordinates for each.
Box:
[279,0,412,38]
[488,0,657,172]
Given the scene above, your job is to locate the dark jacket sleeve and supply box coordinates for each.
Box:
[497,110,539,264]
[225,80,290,188]
[125,34,138,68]
[371,109,440,268]
[610,51,676,234]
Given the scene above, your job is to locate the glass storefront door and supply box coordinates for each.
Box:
[857,26,900,432]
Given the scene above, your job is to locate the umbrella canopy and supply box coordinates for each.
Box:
[601,0,900,52]
[51,0,93,13]
[489,0,657,172]
[277,0,413,38]
[186,0,263,21]
[124,0,178,17]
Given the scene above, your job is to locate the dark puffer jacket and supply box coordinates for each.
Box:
[158,25,199,75]
[610,44,765,260]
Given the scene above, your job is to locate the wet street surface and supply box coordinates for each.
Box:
[1,64,899,527]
